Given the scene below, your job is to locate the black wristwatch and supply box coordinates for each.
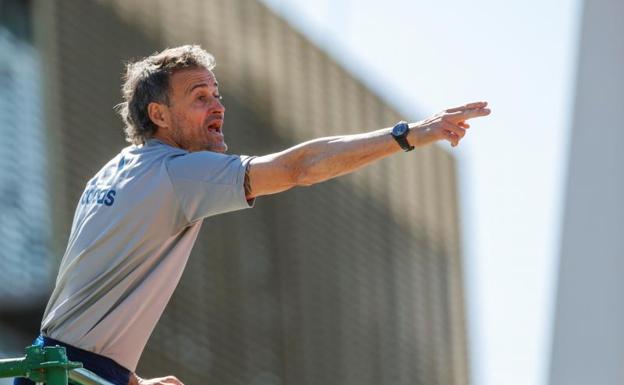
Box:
[391,121,414,152]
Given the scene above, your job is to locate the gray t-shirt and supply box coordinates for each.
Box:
[40,139,254,372]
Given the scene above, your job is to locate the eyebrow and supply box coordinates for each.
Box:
[186,82,219,95]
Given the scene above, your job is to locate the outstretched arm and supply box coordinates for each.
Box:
[245,101,490,199]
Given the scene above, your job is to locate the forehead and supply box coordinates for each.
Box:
[169,67,218,97]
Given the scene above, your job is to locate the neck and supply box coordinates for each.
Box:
[151,132,182,149]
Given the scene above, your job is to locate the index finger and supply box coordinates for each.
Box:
[445,101,488,113]
[449,107,491,120]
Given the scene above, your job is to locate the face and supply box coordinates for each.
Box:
[161,67,226,152]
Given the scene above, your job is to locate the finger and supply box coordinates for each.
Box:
[442,121,466,139]
[466,101,487,109]
[441,120,467,147]
[446,106,465,113]
[445,101,488,113]
[458,121,470,129]
[449,107,491,121]
[445,130,459,147]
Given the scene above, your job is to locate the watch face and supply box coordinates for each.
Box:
[392,122,409,136]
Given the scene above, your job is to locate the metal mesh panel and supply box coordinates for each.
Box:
[0,11,52,309]
[31,0,470,384]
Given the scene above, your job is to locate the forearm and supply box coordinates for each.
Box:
[284,126,404,186]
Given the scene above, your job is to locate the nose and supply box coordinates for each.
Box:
[213,98,225,115]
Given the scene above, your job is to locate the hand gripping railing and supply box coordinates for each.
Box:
[0,345,115,385]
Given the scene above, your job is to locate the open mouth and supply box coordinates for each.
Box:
[207,121,223,134]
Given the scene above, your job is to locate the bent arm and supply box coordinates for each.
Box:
[245,101,491,199]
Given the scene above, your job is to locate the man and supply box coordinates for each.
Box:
[16,45,490,385]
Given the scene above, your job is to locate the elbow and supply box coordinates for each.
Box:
[294,164,334,187]
[289,150,332,187]
[297,179,315,187]
[292,159,317,187]
[294,168,315,187]
[293,155,344,187]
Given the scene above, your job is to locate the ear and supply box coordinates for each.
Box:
[147,102,170,129]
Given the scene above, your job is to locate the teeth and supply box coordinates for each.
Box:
[207,121,222,132]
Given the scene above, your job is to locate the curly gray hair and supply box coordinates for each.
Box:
[115,45,216,145]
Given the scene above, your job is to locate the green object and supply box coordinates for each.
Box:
[68,368,116,385]
[0,344,115,385]
[0,344,85,385]
[0,345,81,384]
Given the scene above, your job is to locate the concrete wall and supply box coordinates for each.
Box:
[549,1,624,384]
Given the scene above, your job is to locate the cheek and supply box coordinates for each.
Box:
[172,110,202,131]
[173,110,190,125]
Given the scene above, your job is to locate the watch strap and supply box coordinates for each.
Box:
[391,121,414,152]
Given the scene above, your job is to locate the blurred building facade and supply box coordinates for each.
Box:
[0,0,55,358]
[549,1,624,384]
[1,1,470,384]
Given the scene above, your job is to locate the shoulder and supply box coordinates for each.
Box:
[166,151,252,186]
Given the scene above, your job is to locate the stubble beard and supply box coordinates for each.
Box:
[170,119,227,153]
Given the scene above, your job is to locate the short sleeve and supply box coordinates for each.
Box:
[165,151,255,223]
